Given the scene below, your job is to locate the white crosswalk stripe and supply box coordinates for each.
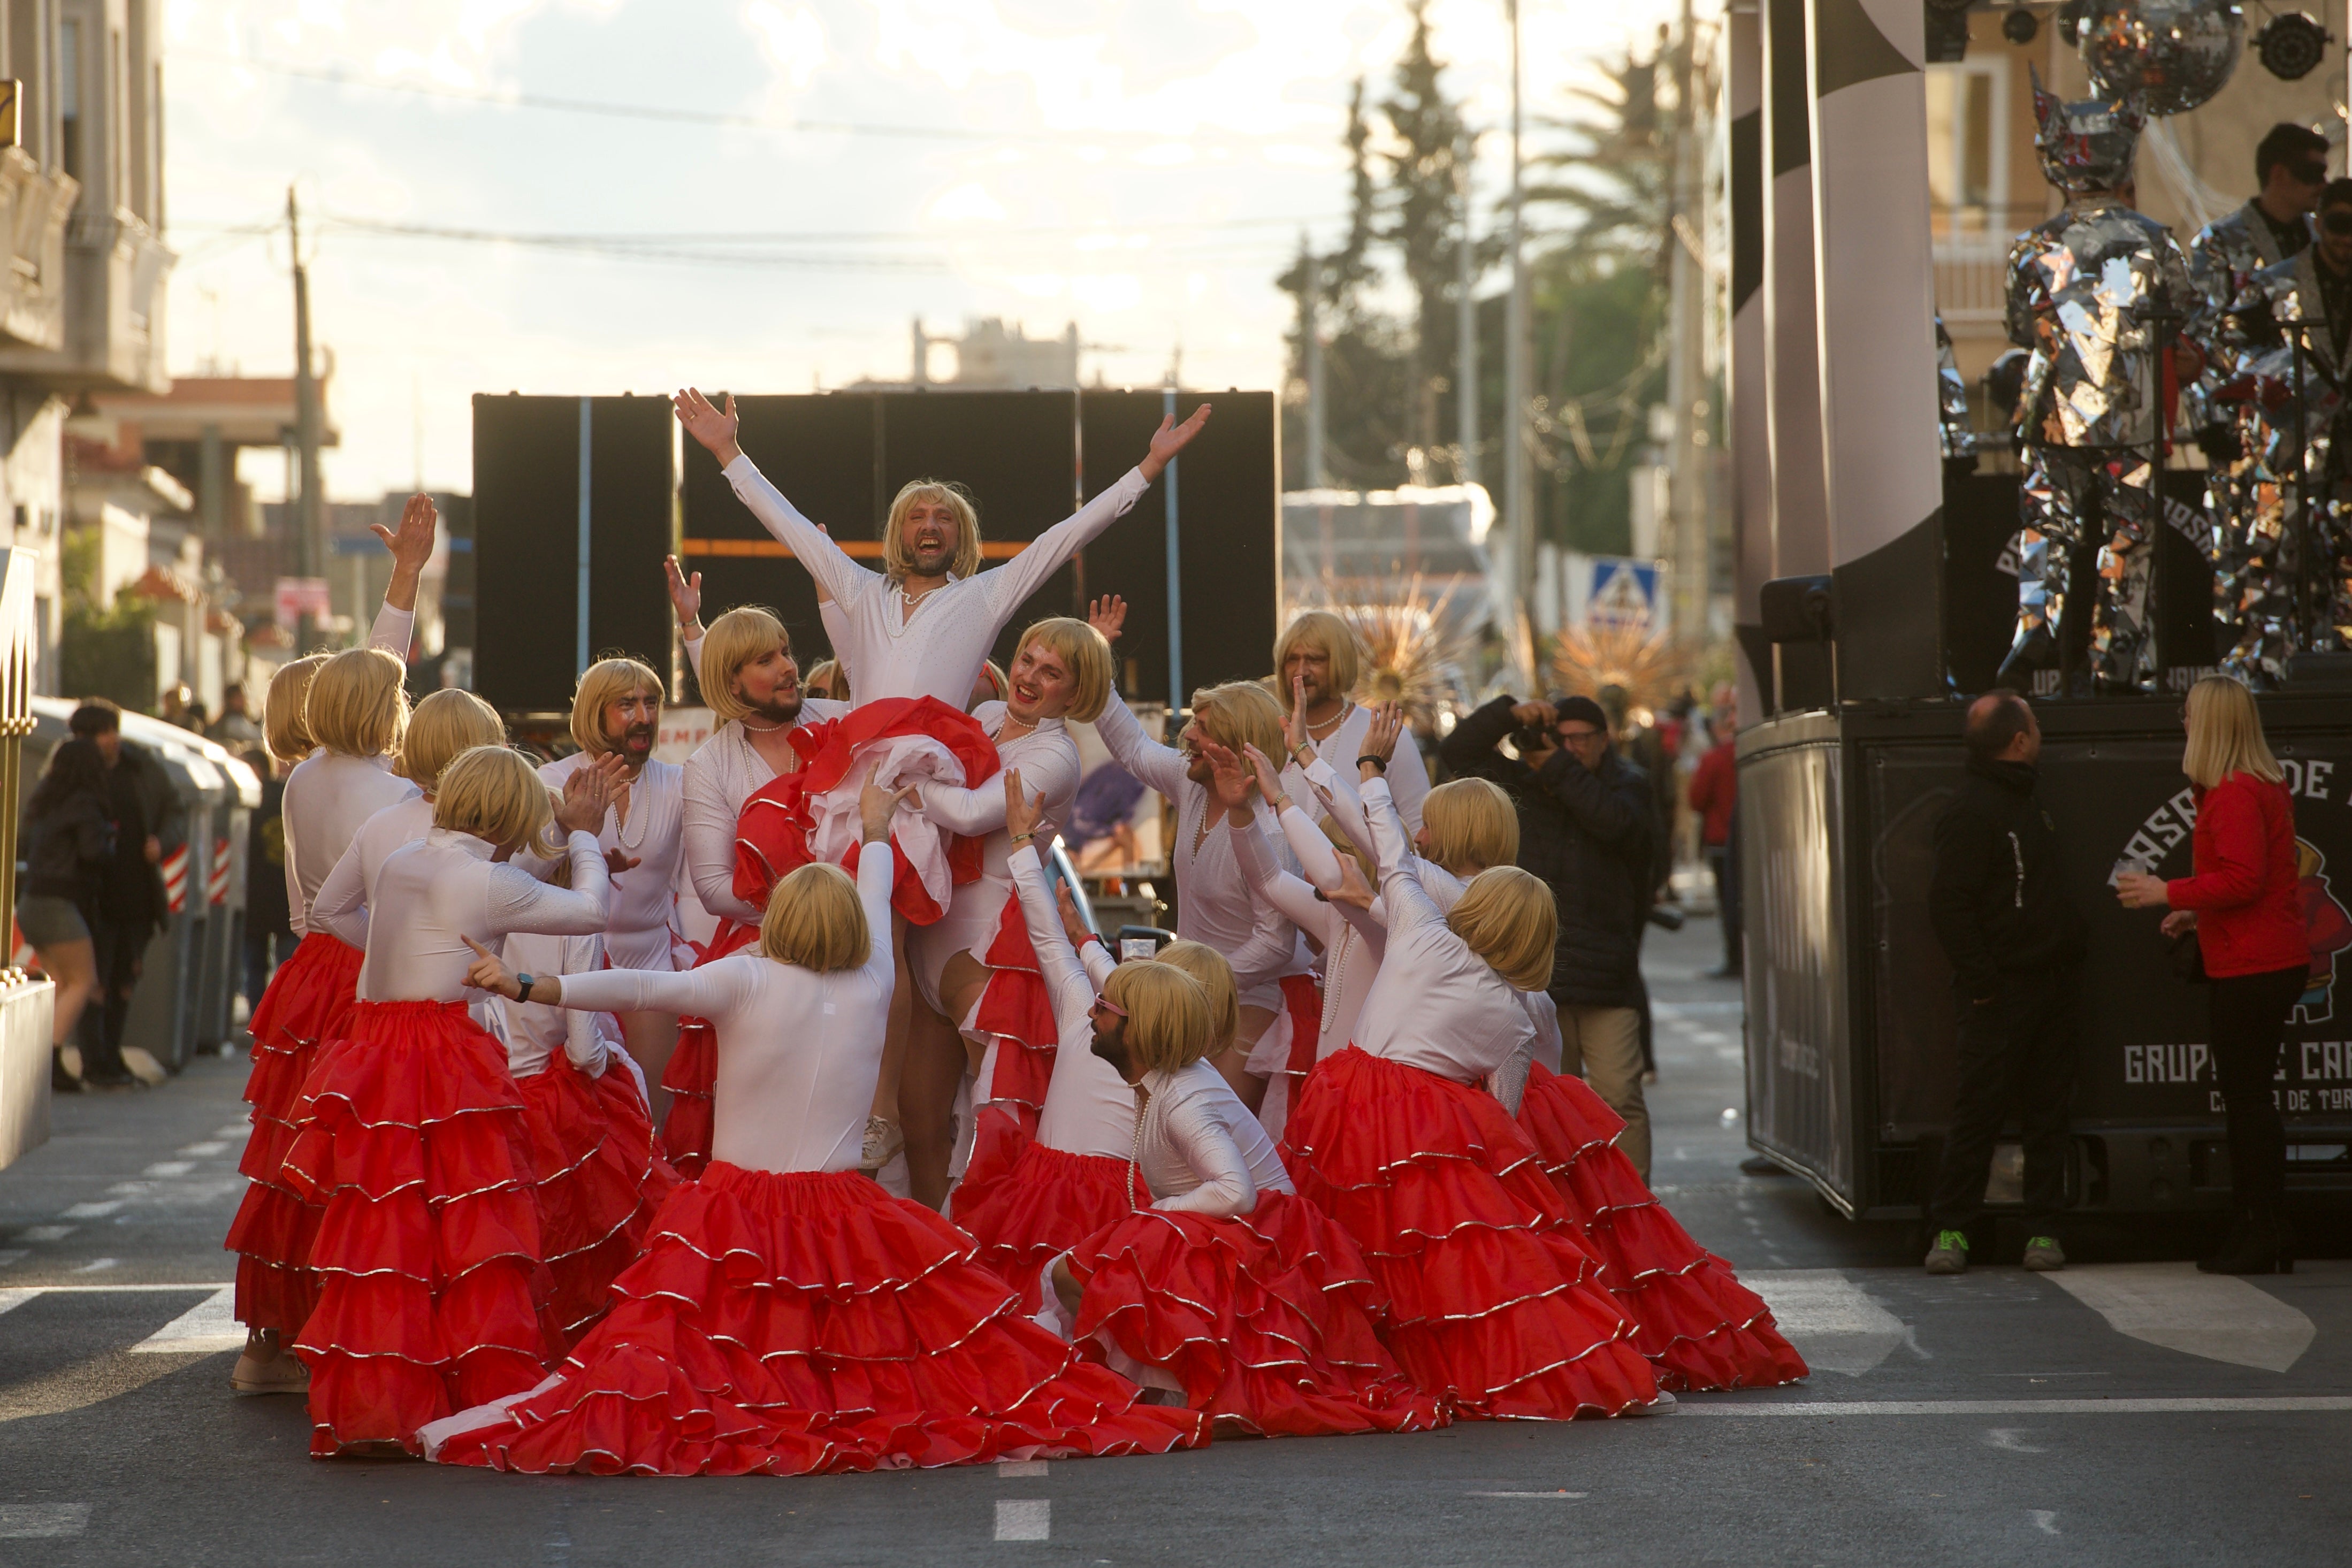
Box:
[2046,1263,2317,1373]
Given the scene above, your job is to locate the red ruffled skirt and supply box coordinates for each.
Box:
[1066,1190,1447,1438]
[225,930,363,1335]
[1282,1047,1656,1420]
[284,1000,554,1455]
[422,1163,1205,1475]
[662,921,759,1179]
[517,1055,681,1345]
[1517,1064,1807,1390]
[950,1110,1143,1311]
[969,892,1053,1136]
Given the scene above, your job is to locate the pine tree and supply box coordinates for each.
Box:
[1378,2,1469,463]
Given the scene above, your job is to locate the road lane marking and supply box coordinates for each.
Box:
[1468,1491,1589,1498]
[177,1142,227,1157]
[995,1500,1049,1541]
[1743,1271,1909,1376]
[0,1289,36,1317]
[106,1182,155,1197]
[1682,1397,2352,1415]
[0,1283,235,1292]
[59,1202,119,1220]
[132,1287,242,1353]
[2046,1263,2316,1373]
[2031,1511,2060,1535]
[0,1250,24,1269]
[996,1460,1049,1477]
[17,1226,72,1242]
[0,1504,88,1538]
[70,1259,117,1274]
[1983,1428,2046,1452]
[213,1124,250,1139]
[141,1162,193,1179]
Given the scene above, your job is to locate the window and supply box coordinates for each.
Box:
[1925,62,2009,235]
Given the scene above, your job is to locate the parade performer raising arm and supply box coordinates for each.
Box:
[421,771,1204,1475]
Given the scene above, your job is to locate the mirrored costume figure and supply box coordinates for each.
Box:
[2000,77,2192,692]
[2189,202,2319,681]
[2212,248,2351,677]
[1936,315,1978,469]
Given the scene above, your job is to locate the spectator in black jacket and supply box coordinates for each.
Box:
[70,701,180,1086]
[1924,690,2086,1276]
[1441,691,1658,1178]
[18,738,114,1090]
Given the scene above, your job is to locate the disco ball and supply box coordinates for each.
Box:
[2078,0,2244,116]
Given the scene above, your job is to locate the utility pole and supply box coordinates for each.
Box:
[1504,0,1533,684]
[1456,131,1480,488]
[289,186,326,652]
[1304,255,1328,488]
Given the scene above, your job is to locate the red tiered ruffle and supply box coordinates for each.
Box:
[661,921,759,1179]
[517,1055,681,1345]
[423,1162,1205,1475]
[1067,1190,1447,1438]
[284,1000,554,1455]
[1281,1046,1657,1420]
[970,890,1053,1134]
[950,1110,1142,1311]
[225,930,364,1335]
[1517,1063,1807,1391]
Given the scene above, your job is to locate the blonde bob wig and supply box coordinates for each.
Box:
[399,689,506,793]
[1272,610,1364,712]
[700,607,793,728]
[263,653,330,764]
[570,657,665,755]
[805,659,849,705]
[1189,679,1287,777]
[433,745,560,859]
[761,861,870,973]
[1102,960,1216,1077]
[1013,616,1115,723]
[1422,777,1520,875]
[1447,865,1559,992]
[1154,939,1239,1058]
[2183,674,2284,790]
[306,647,409,759]
[882,479,982,582]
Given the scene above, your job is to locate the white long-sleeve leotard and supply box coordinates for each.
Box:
[540,751,688,972]
[303,796,436,951]
[1003,843,1133,1158]
[1279,702,1430,836]
[678,702,850,926]
[498,927,624,1080]
[721,452,1150,709]
[277,601,421,938]
[538,846,898,1175]
[1229,806,1385,1065]
[323,827,612,1004]
[1131,1060,1293,1218]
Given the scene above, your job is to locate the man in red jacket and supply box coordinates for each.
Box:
[1687,691,1740,978]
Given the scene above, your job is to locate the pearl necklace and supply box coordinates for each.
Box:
[1124,1080,1153,1212]
[612,770,647,854]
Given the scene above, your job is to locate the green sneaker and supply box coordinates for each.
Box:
[1924,1229,1969,1275]
[2021,1236,2066,1272]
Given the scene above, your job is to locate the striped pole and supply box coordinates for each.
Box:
[1725,3,1768,722]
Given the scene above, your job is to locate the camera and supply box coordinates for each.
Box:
[1511,723,1554,755]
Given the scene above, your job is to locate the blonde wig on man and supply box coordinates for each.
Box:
[805,659,849,705]
[569,657,665,755]
[2183,674,2285,790]
[881,479,982,582]
[1102,960,1216,1077]
[699,607,793,728]
[1447,865,1559,992]
[1154,939,1239,1058]
[263,653,330,765]
[399,689,505,793]
[1422,777,1520,875]
[306,647,409,760]
[433,745,560,859]
[1013,616,1115,723]
[1272,610,1364,712]
[761,861,870,973]
[1189,679,1287,778]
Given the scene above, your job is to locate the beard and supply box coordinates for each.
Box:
[749,686,805,726]
[1089,1027,1135,1081]
[618,722,656,759]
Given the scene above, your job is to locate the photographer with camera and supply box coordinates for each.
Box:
[1439,691,1657,1179]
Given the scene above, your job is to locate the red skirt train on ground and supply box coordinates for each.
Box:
[1281,1046,1658,1420]
[1516,1062,1807,1390]
[283,1000,554,1455]
[224,930,363,1336]
[419,1162,1204,1475]
[1059,1190,1448,1437]
[950,1111,1140,1312]
[517,1053,680,1345]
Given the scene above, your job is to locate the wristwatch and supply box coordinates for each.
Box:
[514,973,534,1001]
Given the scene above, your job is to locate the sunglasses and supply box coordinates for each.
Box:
[2325,210,2352,236]
[1092,991,1128,1018]
[2296,161,2331,186]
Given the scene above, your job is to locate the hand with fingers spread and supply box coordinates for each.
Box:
[673,387,744,466]
[858,763,912,845]
[1003,767,1046,847]
[555,762,613,837]
[1087,594,1128,644]
[1241,742,1289,812]
[1055,880,1096,950]
[462,934,533,1002]
[1328,853,1376,912]
[1360,705,1404,779]
[604,846,643,877]
[371,494,439,612]
[1137,403,1211,483]
[665,555,704,636]
[1200,739,1255,817]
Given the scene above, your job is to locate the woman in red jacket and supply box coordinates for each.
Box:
[2116,675,2306,1275]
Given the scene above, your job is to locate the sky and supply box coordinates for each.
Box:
[162,0,1686,502]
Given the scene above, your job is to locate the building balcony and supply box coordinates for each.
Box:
[1932,235,2013,331]
[0,150,76,353]
[0,204,173,394]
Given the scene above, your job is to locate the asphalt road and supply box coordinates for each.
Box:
[3,916,2347,1565]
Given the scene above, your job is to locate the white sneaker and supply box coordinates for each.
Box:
[1624,1390,1679,1417]
[120,1047,167,1087]
[859,1115,903,1173]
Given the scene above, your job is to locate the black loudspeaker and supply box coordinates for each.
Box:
[1943,471,2022,694]
[472,394,677,715]
[1078,389,1280,706]
[2153,469,2220,680]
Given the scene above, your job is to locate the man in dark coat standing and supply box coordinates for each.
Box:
[1441,690,1657,1178]
[70,701,179,1086]
[1925,690,2086,1275]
